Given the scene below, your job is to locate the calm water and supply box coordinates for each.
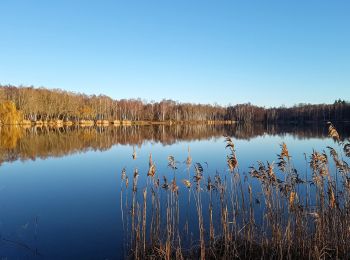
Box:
[0,123,348,259]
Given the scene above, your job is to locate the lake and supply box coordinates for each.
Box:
[0,123,349,259]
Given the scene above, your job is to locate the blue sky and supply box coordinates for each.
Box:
[0,0,349,107]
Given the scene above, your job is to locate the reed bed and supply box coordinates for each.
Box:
[120,122,350,259]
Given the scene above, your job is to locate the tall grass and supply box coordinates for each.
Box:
[120,122,350,259]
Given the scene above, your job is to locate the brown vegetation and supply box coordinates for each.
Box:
[1,85,349,124]
[0,101,22,125]
[121,123,350,259]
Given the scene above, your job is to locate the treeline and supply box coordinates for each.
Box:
[0,85,349,123]
[227,101,350,123]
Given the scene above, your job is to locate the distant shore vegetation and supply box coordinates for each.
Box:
[0,85,349,126]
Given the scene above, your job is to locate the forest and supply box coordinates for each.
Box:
[0,84,349,124]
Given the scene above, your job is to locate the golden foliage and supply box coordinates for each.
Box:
[79,105,94,119]
[0,101,23,125]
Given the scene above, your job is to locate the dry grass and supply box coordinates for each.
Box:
[120,122,350,259]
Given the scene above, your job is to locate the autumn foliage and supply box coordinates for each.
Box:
[0,100,22,125]
[0,85,349,123]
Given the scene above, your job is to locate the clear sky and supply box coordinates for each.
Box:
[0,0,349,107]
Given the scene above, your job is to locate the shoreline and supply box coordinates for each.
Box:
[0,120,236,127]
[1,119,350,128]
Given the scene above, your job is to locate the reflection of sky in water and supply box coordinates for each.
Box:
[0,133,342,259]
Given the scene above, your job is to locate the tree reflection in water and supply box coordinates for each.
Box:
[0,123,349,165]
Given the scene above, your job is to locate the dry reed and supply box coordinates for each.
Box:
[120,122,350,259]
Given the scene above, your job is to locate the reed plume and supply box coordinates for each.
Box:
[122,122,350,259]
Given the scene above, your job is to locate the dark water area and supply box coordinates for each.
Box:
[0,123,349,259]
